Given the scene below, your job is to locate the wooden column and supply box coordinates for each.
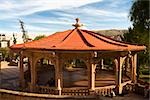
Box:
[87,60,91,89]
[19,51,25,88]
[131,54,137,83]
[134,54,137,83]
[101,59,104,69]
[118,58,123,94]
[114,57,124,94]
[88,60,96,90]
[60,59,63,90]
[30,55,36,92]
[131,55,134,82]
[125,57,129,76]
[114,58,119,93]
[55,55,62,95]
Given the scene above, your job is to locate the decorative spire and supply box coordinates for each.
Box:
[72,18,83,29]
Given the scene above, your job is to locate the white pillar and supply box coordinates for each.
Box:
[55,56,62,95]
[57,79,61,95]
[118,58,122,94]
[101,59,104,69]
[89,64,96,90]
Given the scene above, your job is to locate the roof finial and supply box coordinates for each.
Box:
[72,18,83,29]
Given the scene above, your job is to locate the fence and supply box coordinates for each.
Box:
[95,86,115,96]
[35,85,56,94]
[62,88,89,96]
[0,89,97,100]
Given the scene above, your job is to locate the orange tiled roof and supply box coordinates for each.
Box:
[10,28,146,51]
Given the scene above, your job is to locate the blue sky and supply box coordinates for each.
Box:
[0,0,133,42]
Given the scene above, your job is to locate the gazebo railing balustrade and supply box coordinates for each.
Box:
[134,83,145,96]
[26,81,138,96]
[35,85,56,94]
[62,88,89,96]
[35,85,90,95]
[95,80,132,96]
[34,86,115,96]
[122,83,134,93]
[95,85,115,96]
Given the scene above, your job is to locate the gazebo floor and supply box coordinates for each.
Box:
[37,68,130,88]
[64,70,130,88]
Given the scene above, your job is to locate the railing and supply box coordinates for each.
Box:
[95,86,115,96]
[95,81,132,96]
[0,89,97,99]
[122,80,132,86]
[27,80,147,97]
[35,85,56,94]
[122,82,150,98]
[123,83,134,93]
[62,88,89,96]
[134,84,145,96]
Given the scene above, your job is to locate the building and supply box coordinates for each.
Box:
[10,18,146,96]
[0,34,10,48]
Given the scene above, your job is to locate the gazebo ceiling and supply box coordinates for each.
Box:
[10,18,146,51]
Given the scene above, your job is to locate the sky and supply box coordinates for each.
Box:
[0,0,133,43]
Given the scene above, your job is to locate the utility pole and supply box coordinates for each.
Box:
[19,20,28,43]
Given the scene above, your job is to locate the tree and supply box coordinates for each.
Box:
[124,0,149,66]
[0,47,10,61]
[19,20,29,43]
[130,0,149,32]
[13,33,17,44]
[34,35,46,41]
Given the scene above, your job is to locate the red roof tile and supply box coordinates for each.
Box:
[10,28,146,51]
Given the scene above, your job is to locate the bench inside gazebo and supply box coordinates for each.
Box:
[10,18,146,96]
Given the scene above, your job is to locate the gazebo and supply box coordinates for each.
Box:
[10,18,146,96]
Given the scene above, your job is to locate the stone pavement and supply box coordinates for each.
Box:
[0,61,19,90]
[100,93,148,100]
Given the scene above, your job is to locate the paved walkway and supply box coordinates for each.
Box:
[0,61,19,90]
[100,93,148,100]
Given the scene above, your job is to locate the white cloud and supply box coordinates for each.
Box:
[65,7,128,19]
[0,1,14,10]
[0,0,102,20]
[25,25,50,32]
[26,17,72,25]
[0,29,16,34]
[0,0,132,44]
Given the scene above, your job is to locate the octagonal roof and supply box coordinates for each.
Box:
[10,19,146,51]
